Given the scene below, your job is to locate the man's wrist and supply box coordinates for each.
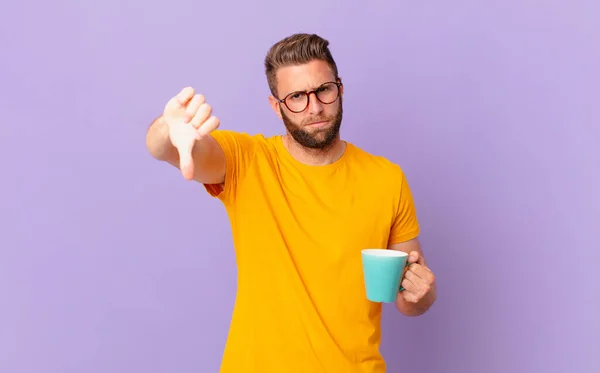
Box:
[395,286,436,316]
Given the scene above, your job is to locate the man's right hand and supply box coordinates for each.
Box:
[163,86,220,180]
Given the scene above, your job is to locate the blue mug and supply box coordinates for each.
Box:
[361,249,409,303]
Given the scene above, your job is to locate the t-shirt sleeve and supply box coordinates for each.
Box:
[388,166,421,244]
[202,130,257,205]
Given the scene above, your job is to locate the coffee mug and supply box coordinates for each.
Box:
[361,249,409,303]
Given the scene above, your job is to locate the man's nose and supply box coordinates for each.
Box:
[307,92,324,115]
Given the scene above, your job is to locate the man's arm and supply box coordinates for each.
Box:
[145,88,226,184]
[389,238,437,317]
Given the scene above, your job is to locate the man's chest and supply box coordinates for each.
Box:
[237,165,397,251]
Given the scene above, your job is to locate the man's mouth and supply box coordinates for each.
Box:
[306,120,329,128]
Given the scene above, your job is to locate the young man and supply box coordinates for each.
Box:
[146,33,436,373]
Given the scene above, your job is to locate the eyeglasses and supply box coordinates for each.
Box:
[277,81,342,113]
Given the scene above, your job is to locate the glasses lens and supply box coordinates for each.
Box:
[315,82,339,104]
[285,92,308,112]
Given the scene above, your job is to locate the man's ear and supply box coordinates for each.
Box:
[338,77,344,96]
[268,95,283,120]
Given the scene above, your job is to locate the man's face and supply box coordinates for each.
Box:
[270,60,344,149]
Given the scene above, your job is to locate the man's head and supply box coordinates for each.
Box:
[265,33,344,150]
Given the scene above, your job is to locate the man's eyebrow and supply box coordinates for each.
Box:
[285,82,331,95]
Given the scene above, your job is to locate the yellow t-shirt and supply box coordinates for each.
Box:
[203,130,420,373]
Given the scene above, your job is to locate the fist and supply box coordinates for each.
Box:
[163,87,220,180]
[400,251,435,303]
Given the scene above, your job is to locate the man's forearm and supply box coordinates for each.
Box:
[395,283,437,317]
[146,115,176,161]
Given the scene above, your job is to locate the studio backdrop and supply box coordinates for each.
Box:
[1,1,598,373]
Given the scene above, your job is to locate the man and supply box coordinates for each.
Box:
[145,33,436,372]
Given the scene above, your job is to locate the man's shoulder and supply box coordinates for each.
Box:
[211,130,279,151]
[347,142,405,176]
[211,129,269,142]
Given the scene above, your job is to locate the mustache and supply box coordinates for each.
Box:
[302,116,334,125]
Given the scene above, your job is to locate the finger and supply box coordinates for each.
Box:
[405,267,427,285]
[400,278,418,294]
[408,251,419,264]
[165,87,195,114]
[190,103,212,128]
[401,273,426,303]
[407,263,431,280]
[184,94,205,123]
[408,251,427,267]
[404,267,433,297]
[402,290,420,303]
[175,86,195,105]
[197,115,220,136]
[176,143,195,180]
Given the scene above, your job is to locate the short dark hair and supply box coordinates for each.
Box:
[264,33,339,97]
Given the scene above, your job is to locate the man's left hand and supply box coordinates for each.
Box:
[400,251,436,303]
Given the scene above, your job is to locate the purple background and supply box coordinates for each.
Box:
[1,1,598,372]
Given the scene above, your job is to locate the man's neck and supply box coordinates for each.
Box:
[282,134,346,166]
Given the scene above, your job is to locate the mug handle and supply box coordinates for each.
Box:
[399,261,410,292]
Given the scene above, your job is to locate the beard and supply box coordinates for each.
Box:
[280,99,343,150]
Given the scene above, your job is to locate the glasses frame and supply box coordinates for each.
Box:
[277,81,343,113]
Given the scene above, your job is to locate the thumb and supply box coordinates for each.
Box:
[408,251,421,265]
[177,143,195,180]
